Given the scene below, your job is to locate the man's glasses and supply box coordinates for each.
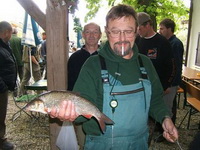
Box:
[107,29,135,38]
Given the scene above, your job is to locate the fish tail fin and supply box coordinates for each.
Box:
[98,113,114,133]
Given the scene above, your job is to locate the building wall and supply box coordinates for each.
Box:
[187,0,200,70]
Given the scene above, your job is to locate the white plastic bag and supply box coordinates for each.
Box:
[56,121,79,150]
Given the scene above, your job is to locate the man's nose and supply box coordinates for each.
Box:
[119,31,126,41]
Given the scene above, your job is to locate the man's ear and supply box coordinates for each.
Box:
[104,26,109,38]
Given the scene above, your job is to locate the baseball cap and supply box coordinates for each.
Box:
[137,12,151,26]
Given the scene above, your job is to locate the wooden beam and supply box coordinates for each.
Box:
[17,0,70,149]
[46,1,68,91]
[17,0,46,30]
[46,0,69,149]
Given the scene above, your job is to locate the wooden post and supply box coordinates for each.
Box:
[17,0,70,149]
[46,0,69,149]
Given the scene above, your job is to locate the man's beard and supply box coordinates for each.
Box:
[113,41,132,57]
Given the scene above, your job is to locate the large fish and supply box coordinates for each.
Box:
[25,90,114,132]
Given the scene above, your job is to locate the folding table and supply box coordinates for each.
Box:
[12,79,47,120]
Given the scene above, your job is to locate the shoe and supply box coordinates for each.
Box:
[0,139,14,150]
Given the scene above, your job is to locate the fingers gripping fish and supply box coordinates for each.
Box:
[25,90,114,133]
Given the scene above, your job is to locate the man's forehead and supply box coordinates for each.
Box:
[107,16,136,25]
[109,16,135,21]
[107,17,136,29]
[84,27,99,31]
[159,24,167,29]
[84,24,99,30]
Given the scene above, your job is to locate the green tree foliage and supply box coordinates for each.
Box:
[73,17,82,33]
[84,0,102,22]
[82,0,189,31]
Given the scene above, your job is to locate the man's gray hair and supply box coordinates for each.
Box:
[106,4,138,28]
[83,22,101,33]
[0,21,12,33]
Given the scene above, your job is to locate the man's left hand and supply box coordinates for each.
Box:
[162,117,178,142]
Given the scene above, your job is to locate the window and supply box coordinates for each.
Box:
[195,32,200,67]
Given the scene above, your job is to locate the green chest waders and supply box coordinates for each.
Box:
[84,56,152,150]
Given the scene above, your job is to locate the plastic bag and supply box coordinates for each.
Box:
[56,121,79,150]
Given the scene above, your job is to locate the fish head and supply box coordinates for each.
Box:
[25,99,47,114]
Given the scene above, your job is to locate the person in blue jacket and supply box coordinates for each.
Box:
[159,18,184,124]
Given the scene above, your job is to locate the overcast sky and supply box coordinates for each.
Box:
[0,0,190,26]
[0,0,46,23]
[0,0,190,42]
[0,0,107,27]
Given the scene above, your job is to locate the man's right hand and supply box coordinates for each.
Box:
[48,100,79,122]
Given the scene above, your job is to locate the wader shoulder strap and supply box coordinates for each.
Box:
[138,55,148,79]
[99,55,107,70]
[99,55,148,82]
[99,55,109,83]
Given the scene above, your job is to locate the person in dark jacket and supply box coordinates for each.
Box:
[68,22,102,91]
[0,21,17,150]
[67,22,102,149]
[136,12,175,142]
[159,18,184,124]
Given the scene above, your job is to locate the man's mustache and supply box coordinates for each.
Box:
[115,41,130,45]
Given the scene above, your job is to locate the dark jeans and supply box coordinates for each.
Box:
[0,90,8,139]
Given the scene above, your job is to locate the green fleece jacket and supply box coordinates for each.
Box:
[73,41,170,135]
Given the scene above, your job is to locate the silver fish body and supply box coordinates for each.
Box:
[25,90,114,132]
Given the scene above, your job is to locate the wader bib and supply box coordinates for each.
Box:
[84,56,152,150]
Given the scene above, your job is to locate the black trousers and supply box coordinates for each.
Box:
[0,90,8,139]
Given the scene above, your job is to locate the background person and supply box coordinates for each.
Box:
[136,12,175,142]
[136,12,174,94]
[0,21,16,150]
[67,22,102,149]
[9,27,23,81]
[49,4,178,150]
[40,32,46,61]
[19,46,41,96]
[68,22,102,90]
[159,18,184,124]
[40,32,47,79]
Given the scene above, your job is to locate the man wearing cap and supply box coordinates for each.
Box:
[136,12,175,142]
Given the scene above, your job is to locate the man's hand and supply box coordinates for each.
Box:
[162,117,178,142]
[48,100,79,122]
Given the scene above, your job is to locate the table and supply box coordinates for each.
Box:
[13,79,49,137]
[182,66,200,80]
[12,80,48,121]
[181,66,200,109]
[25,79,49,137]
[25,79,47,91]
